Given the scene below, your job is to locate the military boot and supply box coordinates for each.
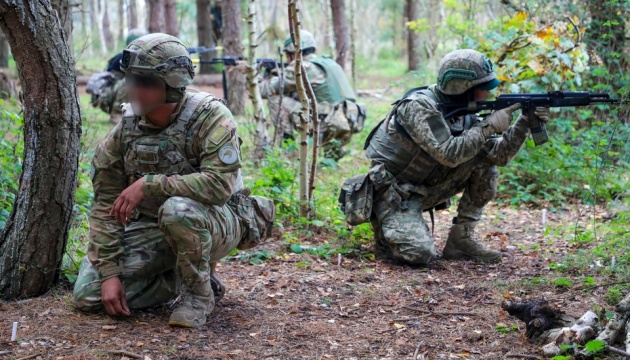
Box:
[442,219,504,263]
[169,279,214,328]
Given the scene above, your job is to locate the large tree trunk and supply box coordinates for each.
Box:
[127,0,138,30]
[0,0,82,299]
[330,0,349,69]
[164,0,178,36]
[148,0,166,33]
[222,0,245,115]
[197,0,217,74]
[405,0,421,71]
[0,30,9,68]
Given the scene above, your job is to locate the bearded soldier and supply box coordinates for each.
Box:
[341,49,550,265]
[74,33,275,328]
[260,30,366,160]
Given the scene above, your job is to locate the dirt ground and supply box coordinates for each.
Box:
[0,202,622,360]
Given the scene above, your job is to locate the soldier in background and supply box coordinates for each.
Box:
[86,29,148,124]
[260,30,366,160]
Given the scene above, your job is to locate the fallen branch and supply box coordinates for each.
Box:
[105,350,143,359]
[504,354,542,359]
[0,351,13,355]
[605,344,630,358]
[16,354,41,360]
[402,306,478,317]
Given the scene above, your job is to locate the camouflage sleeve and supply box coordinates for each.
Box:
[142,100,241,206]
[88,122,127,281]
[482,114,530,166]
[259,60,326,99]
[397,96,488,168]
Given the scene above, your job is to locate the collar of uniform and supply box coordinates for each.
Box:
[138,94,188,129]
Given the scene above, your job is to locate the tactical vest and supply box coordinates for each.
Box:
[121,92,244,218]
[364,86,476,186]
[309,56,356,104]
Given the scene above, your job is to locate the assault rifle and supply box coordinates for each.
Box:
[192,57,288,101]
[437,91,628,146]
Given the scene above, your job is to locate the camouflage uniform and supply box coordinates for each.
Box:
[344,49,548,265]
[260,31,365,160]
[74,33,275,328]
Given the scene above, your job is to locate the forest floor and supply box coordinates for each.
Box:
[0,201,624,360]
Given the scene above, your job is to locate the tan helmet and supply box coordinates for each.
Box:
[283,30,316,53]
[120,33,195,102]
[437,49,499,95]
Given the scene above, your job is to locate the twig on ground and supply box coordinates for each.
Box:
[105,350,143,359]
[403,306,478,317]
[413,341,425,360]
[605,344,630,358]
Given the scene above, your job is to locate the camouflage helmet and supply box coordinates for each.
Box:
[120,33,195,90]
[125,28,148,45]
[437,49,498,95]
[283,30,317,53]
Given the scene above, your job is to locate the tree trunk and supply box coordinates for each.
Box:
[117,0,124,44]
[222,0,245,115]
[197,0,216,74]
[127,0,138,30]
[330,0,349,69]
[102,0,114,50]
[406,0,421,71]
[164,0,178,36]
[0,30,9,68]
[50,0,72,52]
[0,0,82,300]
[148,0,166,33]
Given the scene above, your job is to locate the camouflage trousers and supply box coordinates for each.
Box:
[267,95,352,159]
[371,157,498,265]
[73,196,244,312]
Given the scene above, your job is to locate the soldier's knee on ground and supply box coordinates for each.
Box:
[72,258,105,313]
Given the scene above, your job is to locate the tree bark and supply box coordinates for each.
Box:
[102,0,114,50]
[221,0,245,115]
[148,0,166,33]
[405,0,421,71]
[127,0,138,30]
[330,0,349,69]
[50,0,72,52]
[117,0,124,44]
[0,0,82,299]
[164,0,178,36]
[0,30,9,68]
[197,0,216,74]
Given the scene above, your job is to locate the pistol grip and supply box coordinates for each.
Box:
[527,108,549,146]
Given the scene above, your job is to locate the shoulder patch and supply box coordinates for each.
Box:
[218,144,239,165]
[209,125,230,145]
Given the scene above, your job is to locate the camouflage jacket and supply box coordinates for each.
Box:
[88,92,242,280]
[260,53,326,101]
[366,85,530,185]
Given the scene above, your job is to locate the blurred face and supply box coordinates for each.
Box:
[126,74,166,115]
[285,51,295,62]
[473,89,491,101]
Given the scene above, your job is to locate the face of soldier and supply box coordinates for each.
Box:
[126,74,167,115]
[473,89,491,101]
[285,51,295,63]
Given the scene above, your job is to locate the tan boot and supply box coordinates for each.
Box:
[442,220,503,263]
[169,280,214,328]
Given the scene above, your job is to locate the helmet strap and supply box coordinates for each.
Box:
[165,86,185,103]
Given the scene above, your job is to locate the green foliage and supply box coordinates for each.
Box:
[495,323,519,334]
[552,277,573,288]
[0,105,23,229]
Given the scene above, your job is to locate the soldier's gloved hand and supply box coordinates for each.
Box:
[529,106,551,123]
[482,103,522,137]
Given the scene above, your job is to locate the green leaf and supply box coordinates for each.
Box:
[290,243,303,254]
[584,339,605,353]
